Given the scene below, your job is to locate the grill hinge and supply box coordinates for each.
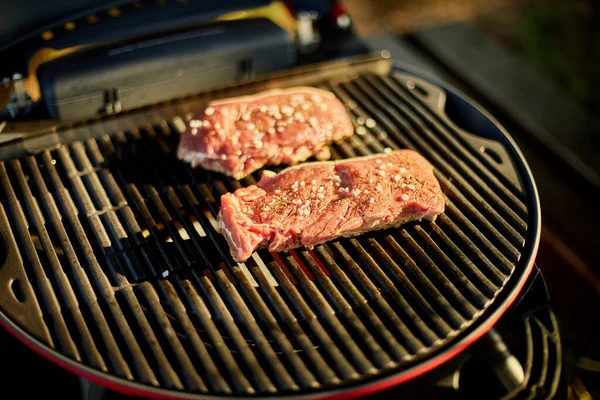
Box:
[104,88,122,115]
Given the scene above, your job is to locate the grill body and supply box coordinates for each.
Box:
[0,54,540,399]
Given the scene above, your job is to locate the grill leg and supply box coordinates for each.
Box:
[80,378,104,400]
[79,378,129,400]
[476,328,525,392]
[79,377,138,400]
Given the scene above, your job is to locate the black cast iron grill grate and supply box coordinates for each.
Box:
[0,61,533,396]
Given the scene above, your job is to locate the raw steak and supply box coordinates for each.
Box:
[177,87,354,179]
[217,149,445,262]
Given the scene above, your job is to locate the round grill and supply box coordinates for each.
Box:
[0,57,540,399]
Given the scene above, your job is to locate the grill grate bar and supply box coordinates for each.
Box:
[248,261,342,385]
[333,81,522,258]
[159,279,232,393]
[56,144,186,389]
[10,158,109,370]
[332,142,489,315]
[392,229,479,318]
[24,156,133,378]
[138,282,209,392]
[312,245,410,362]
[117,288,184,389]
[325,84,516,275]
[175,277,254,394]
[240,172,410,363]
[443,199,514,273]
[424,221,500,296]
[150,174,334,389]
[267,254,360,380]
[320,112,483,324]
[195,271,277,393]
[0,163,81,358]
[343,238,444,345]
[0,66,534,397]
[70,144,130,242]
[40,151,160,385]
[295,249,395,368]
[123,183,178,276]
[95,133,285,392]
[145,185,196,267]
[351,77,527,238]
[91,185,161,282]
[380,75,527,216]
[208,175,374,385]
[280,254,377,375]
[411,224,491,307]
[327,242,432,351]
[228,266,318,389]
[371,236,467,329]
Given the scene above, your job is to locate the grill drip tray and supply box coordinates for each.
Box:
[0,54,540,398]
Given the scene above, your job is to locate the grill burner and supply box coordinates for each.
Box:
[0,55,540,398]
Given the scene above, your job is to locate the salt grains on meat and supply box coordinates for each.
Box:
[216,149,445,262]
[177,87,354,179]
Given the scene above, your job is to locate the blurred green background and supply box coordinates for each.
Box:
[479,0,600,116]
[344,0,600,116]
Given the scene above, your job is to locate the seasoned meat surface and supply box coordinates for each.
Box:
[217,149,445,262]
[177,87,354,179]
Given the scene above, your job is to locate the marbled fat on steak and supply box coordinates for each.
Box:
[177,87,354,179]
[217,149,445,262]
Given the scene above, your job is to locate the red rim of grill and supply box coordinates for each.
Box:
[0,54,541,399]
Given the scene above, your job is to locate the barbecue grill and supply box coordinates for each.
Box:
[0,2,557,399]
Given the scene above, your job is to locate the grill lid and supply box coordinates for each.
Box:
[0,53,540,398]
